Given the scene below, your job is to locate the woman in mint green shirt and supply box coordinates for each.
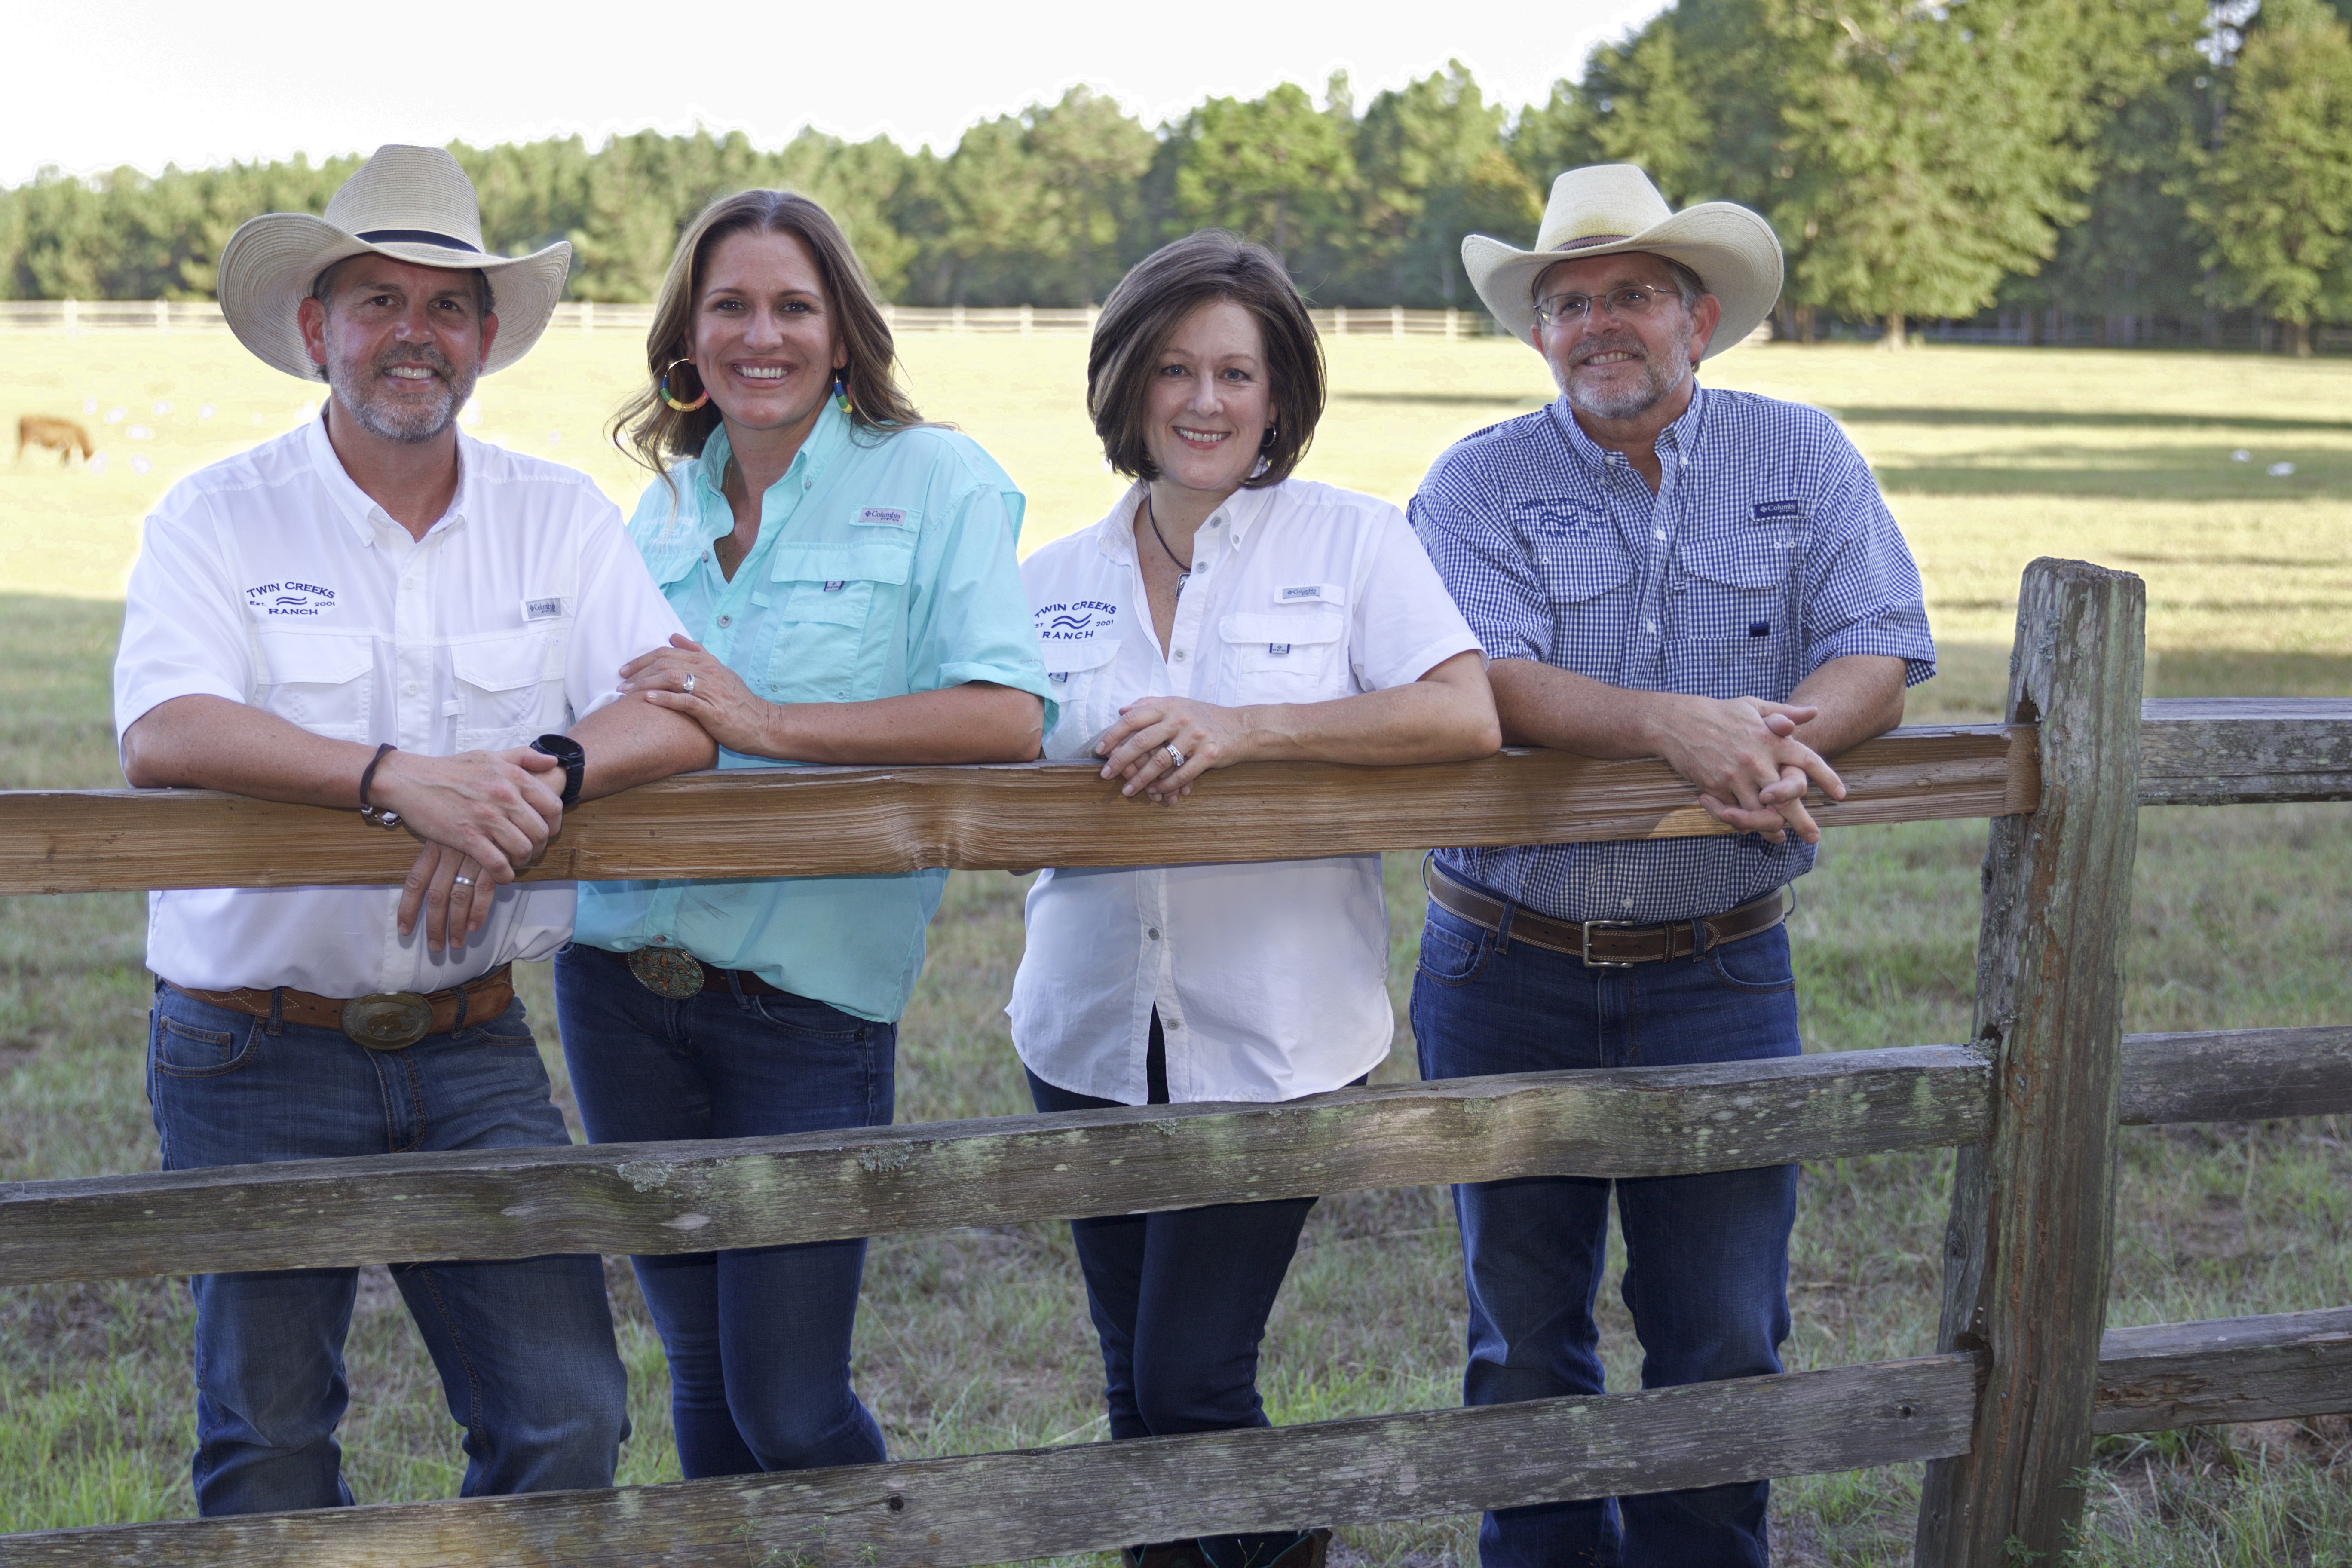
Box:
[554,190,1049,1479]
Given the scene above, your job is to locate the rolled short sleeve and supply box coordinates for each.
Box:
[1349,505,1484,691]
[904,473,1055,723]
[1409,462,1554,665]
[565,501,693,720]
[1802,435,1937,687]
[113,497,253,744]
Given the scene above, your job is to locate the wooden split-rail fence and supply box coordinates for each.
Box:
[0,557,2348,1567]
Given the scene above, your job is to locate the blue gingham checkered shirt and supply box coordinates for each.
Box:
[1411,383,1936,924]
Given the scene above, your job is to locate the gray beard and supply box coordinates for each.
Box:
[1556,322,1695,422]
[326,348,475,444]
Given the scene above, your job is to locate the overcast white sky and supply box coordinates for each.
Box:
[9,0,1671,188]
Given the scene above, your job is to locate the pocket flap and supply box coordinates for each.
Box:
[255,630,373,686]
[1681,530,1796,591]
[1220,610,1344,647]
[1557,547,1636,604]
[767,536,917,588]
[1041,637,1120,675]
[450,632,560,692]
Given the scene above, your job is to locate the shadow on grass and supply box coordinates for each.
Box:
[1877,444,2352,500]
[1831,406,2352,435]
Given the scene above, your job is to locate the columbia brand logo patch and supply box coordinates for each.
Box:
[823,580,846,592]
[856,506,910,527]
[1268,643,1292,655]
[522,596,564,621]
[1751,500,1804,521]
[1280,585,1321,600]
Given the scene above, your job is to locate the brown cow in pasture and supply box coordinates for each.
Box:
[18,416,94,465]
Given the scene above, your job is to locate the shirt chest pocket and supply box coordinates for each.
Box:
[1040,637,1122,759]
[253,630,374,742]
[1673,523,1801,696]
[450,628,569,750]
[761,536,915,704]
[1218,608,1351,702]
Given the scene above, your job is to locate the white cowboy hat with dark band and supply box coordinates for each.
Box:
[217,144,571,380]
[1463,164,1783,358]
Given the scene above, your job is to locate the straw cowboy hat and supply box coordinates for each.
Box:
[217,144,570,380]
[1463,164,1783,357]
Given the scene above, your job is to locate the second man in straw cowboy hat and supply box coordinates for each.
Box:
[1407,165,1936,1566]
[112,145,715,1515]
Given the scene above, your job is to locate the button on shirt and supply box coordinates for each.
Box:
[573,403,1053,1024]
[113,416,690,997]
[1412,385,1935,925]
[1009,479,1483,1105]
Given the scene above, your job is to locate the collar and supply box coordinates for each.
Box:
[1092,480,1280,563]
[689,397,856,527]
[1546,380,1710,475]
[301,405,472,544]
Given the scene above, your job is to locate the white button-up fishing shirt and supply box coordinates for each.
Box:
[114,415,688,997]
[1008,478,1482,1106]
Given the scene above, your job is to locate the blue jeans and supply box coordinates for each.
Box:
[1409,887,1801,1568]
[146,981,628,1517]
[1028,1011,1322,1568]
[553,943,894,1478]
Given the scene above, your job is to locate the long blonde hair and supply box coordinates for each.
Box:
[610,190,923,491]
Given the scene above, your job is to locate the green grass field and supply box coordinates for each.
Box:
[1,334,2348,1565]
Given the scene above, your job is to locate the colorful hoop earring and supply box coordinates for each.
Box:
[833,372,853,416]
[659,358,710,413]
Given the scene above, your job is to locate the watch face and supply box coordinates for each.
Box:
[533,733,584,764]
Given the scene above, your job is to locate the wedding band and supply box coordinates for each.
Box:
[1164,743,1185,770]
[682,673,697,695]
[453,875,474,887]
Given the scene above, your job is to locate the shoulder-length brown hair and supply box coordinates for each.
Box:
[1088,230,1325,489]
[612,190,922,484]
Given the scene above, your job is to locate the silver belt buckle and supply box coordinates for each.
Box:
[1578,920,1639,968]
[342,991,434,1050]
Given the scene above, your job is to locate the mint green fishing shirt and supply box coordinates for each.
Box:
[573,403,1052,1021]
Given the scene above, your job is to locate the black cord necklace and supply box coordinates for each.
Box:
[1143,490,1190,591]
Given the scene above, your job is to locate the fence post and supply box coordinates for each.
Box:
[1333,304,1347,335]
[62,299,77,336]
[1392,305,1405,339]
[1020,303,1034,336]
[581,300,594,337]
[1914,558,2144,1566]
[952,303,966,335]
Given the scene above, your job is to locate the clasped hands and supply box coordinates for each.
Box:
[372,745,565,954]
[1662,694,1846,845]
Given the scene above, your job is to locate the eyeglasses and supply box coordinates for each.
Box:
[1531,285,1680,328]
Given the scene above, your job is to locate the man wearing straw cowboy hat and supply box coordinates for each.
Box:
[1408,165,1935,1566]
[113,144,713,1516]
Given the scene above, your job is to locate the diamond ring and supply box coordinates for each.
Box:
[1164,742,1185,770]
[682,673,698,695]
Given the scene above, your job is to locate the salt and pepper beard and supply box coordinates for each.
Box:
[1553,309,1697,424]
[325,338,478,445]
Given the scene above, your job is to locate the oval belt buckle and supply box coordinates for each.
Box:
[342,992,435,1051]
[628,946,707,1000]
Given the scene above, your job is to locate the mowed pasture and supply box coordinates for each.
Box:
[0,333,2348,1566]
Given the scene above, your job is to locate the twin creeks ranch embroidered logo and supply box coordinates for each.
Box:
[1033,600,1119,643]
[245,580,339,618]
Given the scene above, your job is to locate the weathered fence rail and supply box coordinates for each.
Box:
[0,557,2347,1566]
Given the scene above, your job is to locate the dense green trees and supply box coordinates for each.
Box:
[9,0,2352,347]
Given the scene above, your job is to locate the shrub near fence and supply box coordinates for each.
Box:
[0,558,2348,1567]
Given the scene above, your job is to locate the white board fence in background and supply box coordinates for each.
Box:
[0,300,1506,339]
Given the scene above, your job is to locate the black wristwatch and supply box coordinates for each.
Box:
[531,733,585,808]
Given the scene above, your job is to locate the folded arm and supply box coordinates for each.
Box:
[1093,649,1501,805]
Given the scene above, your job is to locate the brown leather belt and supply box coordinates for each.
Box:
[167,965,516,1051]
[1424,860,1787,967]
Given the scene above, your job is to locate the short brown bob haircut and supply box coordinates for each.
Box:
[1089,230,1325,489]
[612,190,922,488]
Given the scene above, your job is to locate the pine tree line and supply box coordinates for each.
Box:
[8,0,2352,348]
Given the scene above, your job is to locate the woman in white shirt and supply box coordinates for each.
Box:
[1009,230,1500,1568]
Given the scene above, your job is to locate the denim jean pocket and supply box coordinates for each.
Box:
[748,993,871,1041]
[1705,932,1797,995]
[1416,913,1494,986]
[153,1014,257,1078]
